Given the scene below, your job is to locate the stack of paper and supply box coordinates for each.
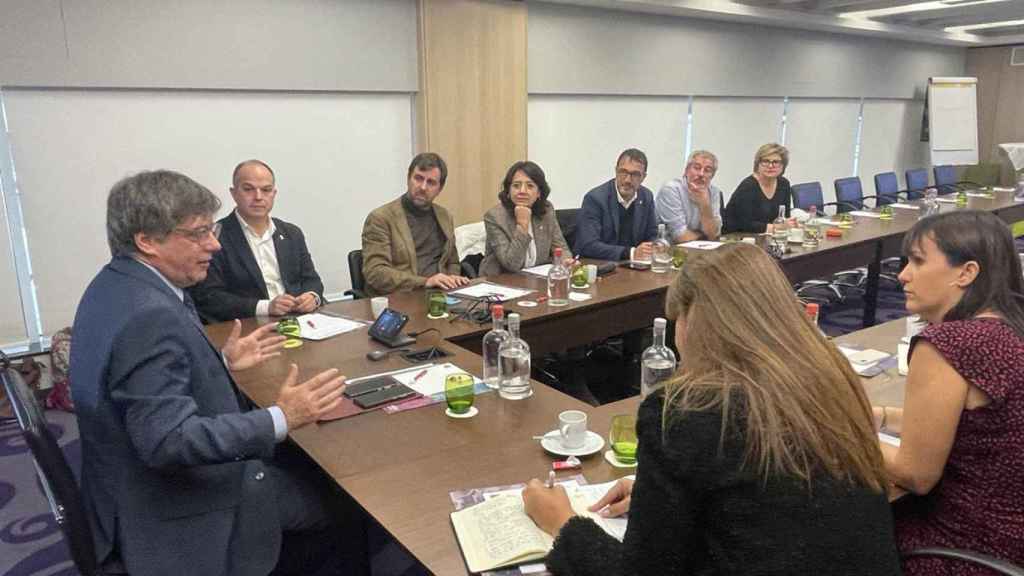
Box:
[848,210,881,218]
[391,362,482,397]
[680,240,723,250]
[521,264,553,278]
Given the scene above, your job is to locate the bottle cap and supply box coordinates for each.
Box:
[805,303,820,315]
[553,247,563,258]
[492,304,504,319]
[653,317,667,329]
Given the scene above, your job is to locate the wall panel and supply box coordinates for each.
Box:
[4,89,413,334]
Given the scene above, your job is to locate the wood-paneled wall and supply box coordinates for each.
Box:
[966,46,1024,182]
[416,0,528,225]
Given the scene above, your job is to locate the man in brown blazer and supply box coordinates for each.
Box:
[361,153,470,297]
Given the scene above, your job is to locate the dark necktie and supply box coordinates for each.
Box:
[183,293,203,327]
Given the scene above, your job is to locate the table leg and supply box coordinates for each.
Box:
[862,243,882,328]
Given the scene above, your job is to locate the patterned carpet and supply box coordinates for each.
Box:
[1,286,908,576]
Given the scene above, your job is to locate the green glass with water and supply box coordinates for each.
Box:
[610,414,638,465]
[427,291,447,319]
[445,373,475,414]
[571,264,588,288]
[276,317,303,349]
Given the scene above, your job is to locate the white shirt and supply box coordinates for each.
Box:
[616,184,640,260]
[235,211,284,317]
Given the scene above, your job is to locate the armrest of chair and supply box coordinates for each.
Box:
[904,548,1024,576]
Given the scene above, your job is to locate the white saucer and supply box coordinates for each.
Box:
[427,312,450,320]
[446,406,478,418]
[540,430,605,457]
[604,449,637,468]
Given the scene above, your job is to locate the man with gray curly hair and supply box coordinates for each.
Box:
[71,170,357,575]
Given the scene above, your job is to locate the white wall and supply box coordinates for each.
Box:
[784,99,861,203]
[0,0,417,91]
[859,100,931,191]
[3,89,413,335]
[528,2,964,99]
[528,95,689,210]
[690,98,784,199]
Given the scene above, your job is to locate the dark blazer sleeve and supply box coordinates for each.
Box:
[190,245,260,323]
[575,190,630,261]
[723,176,765,234]
[109,304,276,470]
[278,221,324,301]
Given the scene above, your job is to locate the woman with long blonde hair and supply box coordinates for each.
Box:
[524,243,901,575]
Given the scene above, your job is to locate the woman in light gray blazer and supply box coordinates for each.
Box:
[480,161,572,277]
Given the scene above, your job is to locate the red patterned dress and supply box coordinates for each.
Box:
[896,317,1024,575]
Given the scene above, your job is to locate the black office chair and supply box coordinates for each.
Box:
[905,168,929,200]
[345,249,366,299]
[460,253,483,278]
[904,548,1024,575]
[1,366,109,576]
[555,208,580,251]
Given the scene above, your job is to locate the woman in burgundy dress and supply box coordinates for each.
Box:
[873,210,1024,574]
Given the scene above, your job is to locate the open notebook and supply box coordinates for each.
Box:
[450,480,627,573]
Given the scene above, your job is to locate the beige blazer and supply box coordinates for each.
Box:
[479,202,571,278]
[361,198,460,297]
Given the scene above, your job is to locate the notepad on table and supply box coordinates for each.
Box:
[890,203,919,210]
[451,480,628,573]
[297,313,366,340]
[848,210,880,218]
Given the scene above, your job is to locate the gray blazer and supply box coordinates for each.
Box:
[479,202,572,277]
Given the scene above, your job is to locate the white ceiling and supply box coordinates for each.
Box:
[537,0,1024,46]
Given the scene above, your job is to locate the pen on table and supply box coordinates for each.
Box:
[413,368,430,382]
[545,470,556,488]
[306,319,316,329]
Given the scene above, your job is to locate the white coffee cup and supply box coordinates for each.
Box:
[905,314,926,339]
[371,296,389,319]
[585,264,598,285]
[558,410,588,449]
[897,342,910,376]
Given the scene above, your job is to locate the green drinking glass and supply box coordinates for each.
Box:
[445,373,475,415]
[671,245,686,269]
[879,205,894,221]
[276,317,303,349]
[571,265,588,288]
[609,414,638,465]
[427,291,447,319]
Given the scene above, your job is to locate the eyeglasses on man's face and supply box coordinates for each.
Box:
[616,168,646,180]
[173,223,220,244]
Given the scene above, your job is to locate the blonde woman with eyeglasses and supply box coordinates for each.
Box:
[722,143,792,234]
[523,243,901,575]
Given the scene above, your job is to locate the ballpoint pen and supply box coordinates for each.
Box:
[413,368,430,382]
[306,319,316,329]
[545,470,556,488]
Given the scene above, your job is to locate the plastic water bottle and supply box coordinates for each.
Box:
[641,318,677,397]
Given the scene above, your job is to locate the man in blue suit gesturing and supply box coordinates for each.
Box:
[70,170,351,576]
[574,148,659,262]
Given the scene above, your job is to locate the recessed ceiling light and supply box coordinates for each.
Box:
[945,18,1024,31]
[840,0,1009,19]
